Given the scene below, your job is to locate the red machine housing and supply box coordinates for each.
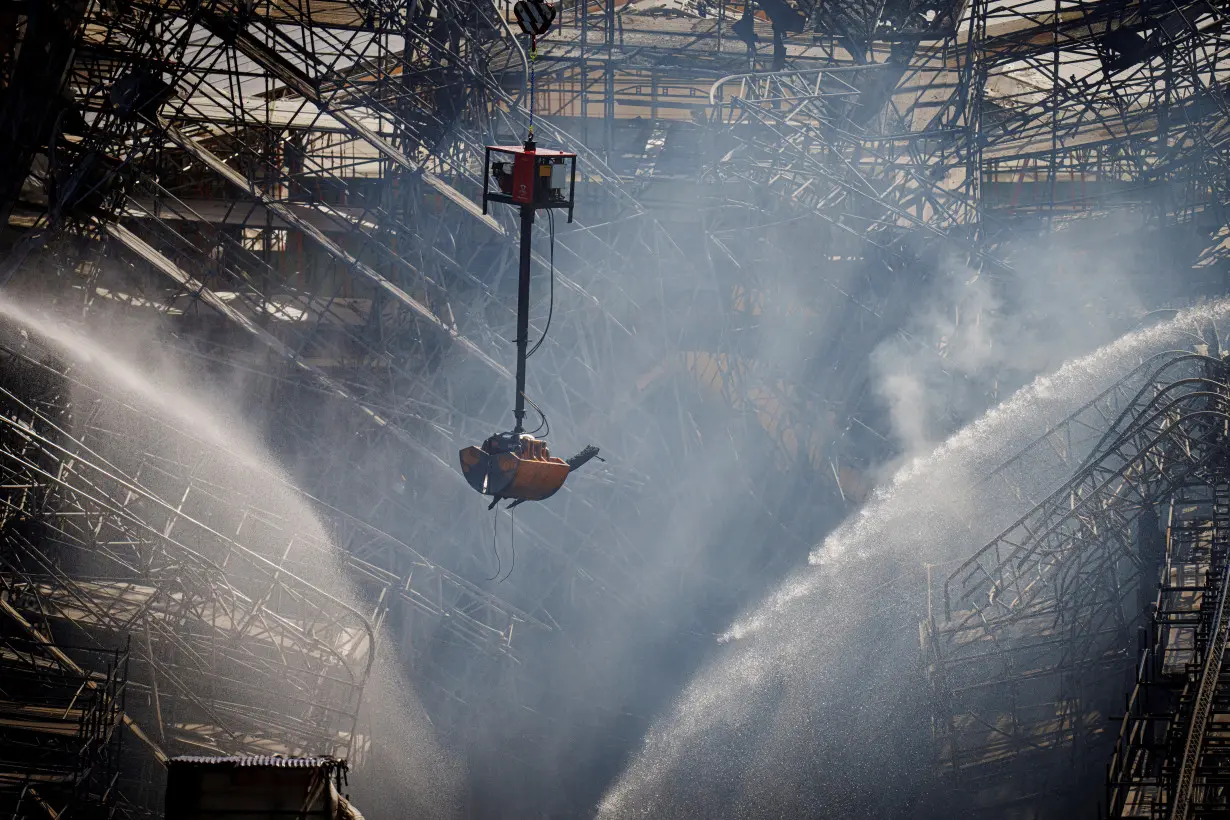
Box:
[483,144,577,221]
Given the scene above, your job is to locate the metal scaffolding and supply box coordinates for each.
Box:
[1105,486,1230,819]
[922,351,1230,817]
[0,0,1227,813]
[0,635,129,820]
[0,332,383,812]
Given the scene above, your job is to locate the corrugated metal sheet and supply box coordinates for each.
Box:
[169,755,343,770]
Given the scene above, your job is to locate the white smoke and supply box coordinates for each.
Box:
[873,231,1155,459]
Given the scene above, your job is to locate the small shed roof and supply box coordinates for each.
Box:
[169,755,345,770]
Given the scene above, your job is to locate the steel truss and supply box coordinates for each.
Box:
[922,351,1230,816]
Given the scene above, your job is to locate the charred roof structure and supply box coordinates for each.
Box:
[0,0,1226,816]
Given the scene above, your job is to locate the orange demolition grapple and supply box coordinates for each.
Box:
[459,135,599,508]
[460,434,600,508]
[460,433,569,502]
